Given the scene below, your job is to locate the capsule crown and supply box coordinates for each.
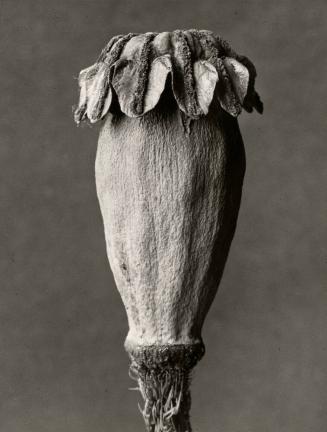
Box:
[74,29,263,125]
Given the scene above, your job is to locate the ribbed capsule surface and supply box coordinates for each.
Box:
[95,92,245,350]
[74,29,262,432]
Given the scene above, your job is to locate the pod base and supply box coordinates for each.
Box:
[126,343,205,432]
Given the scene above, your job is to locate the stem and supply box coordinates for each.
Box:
[127,343,205,432]
[137,366,191,432]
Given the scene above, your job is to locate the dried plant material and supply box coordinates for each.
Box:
[223,57,250,104]
[143,55,172,115]
[193,60,218,115]
[74,29,263,432]
[86,64,112,123]
[74,30,262,124]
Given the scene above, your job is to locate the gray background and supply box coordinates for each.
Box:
[1,1,326,431]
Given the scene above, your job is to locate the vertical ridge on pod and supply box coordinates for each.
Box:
[173,30,198,118]
[133,32,158,116]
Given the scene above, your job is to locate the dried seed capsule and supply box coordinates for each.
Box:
[74,29,262,432]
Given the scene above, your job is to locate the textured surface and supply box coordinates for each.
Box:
[126,343,206,431]
[75,30,262,123]
[95,83,246,430]
[95,87,245,350]
[1,1,326,432]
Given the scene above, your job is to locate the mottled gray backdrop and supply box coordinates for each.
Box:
[1,1,326,431]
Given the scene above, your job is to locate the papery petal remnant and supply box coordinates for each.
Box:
[74,29,263,123]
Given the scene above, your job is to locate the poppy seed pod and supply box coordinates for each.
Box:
[74,29,262,432]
